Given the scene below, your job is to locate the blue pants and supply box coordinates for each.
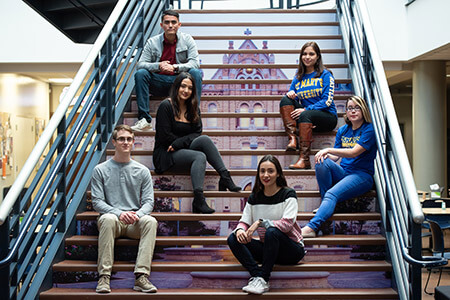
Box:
[134,68,203,122]
[227,227,305,282]
[307,158,374,231]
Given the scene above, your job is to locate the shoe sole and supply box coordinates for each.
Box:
[246,288,269,295]
[133,286,157,293]
[96,288,111,293]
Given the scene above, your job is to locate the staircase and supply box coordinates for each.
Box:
[40,8,398,299]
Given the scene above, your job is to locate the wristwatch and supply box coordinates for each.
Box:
[173,65,179,73]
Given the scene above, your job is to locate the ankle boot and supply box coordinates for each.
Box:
[289,123,313,169]
[280,105,297,151]
[192,190,215,214]
[218,170,242,192]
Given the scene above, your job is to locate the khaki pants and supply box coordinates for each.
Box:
[97,213,157,276]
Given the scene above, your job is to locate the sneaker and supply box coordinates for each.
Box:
[96,275,111,293]
[134,275,157,293]
[242,277,256,293]
[131,118,152,132]
[243,277,269,295]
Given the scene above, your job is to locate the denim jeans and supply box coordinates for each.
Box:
[307,158,374,231]
[134,68,203,122]
[227,227,305,282]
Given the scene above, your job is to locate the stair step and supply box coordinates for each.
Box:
[40,287,398,299]
[199,63,347,69]
[77,211,381,222]
[65,235,386,247]
[108,149,323,156]
[199,49,345,54]
[177,9,337,14]
[123,112,346,118]
[53,260,391,272]
[192,35,343,40]
[202,79,351,84]
[183,22,339,27]
[133,130,337,137]
[131,95,352,101]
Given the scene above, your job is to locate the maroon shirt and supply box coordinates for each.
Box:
[159,35,177,75]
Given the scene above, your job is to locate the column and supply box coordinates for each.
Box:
[412,60,447,193]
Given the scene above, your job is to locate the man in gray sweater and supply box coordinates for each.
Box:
[91,124,157,293]
[131,9,202,132]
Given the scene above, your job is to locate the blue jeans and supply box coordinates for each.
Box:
[134,68,202,122]
[307,158,374,231]
[227,227,305,282]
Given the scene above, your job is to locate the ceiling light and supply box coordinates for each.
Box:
[49,78,73,84]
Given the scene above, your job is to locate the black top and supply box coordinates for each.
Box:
[153,99,202,173]
[247,187,297,205]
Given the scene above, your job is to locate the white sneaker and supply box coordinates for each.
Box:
[131,118,152,131]
[243,277,269,295]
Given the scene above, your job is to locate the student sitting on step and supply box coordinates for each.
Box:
[279,41,337,169]
[227,155,305,295]
[131,9,202,132]
[301,96,377,238]
[91,124,158,293]
[153,72,241,214]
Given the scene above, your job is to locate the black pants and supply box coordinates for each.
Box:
[280,95,337,132]
[227,227,305,282]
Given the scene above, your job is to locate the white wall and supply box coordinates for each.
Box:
[363,0,450,61]
[0,1,91,63]
[0,74,50,202]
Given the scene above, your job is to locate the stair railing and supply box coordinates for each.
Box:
[336,1,447,299]
[0,0,169,299]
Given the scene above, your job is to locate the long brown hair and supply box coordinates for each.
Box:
[169,72,200,123]
[344,95,372,125]
[252,155,287,195]
[296,41,325,80]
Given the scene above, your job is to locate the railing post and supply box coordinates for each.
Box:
[0,218,10,300]
[410,221,423,300]
[57,119,66,231]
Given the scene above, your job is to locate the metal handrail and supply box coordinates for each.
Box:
[336,0,447,299]
[0,0,169,299]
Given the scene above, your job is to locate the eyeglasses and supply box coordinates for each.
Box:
[115,137,134,143]
[346,106,361,112]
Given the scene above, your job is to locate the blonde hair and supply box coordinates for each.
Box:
[344,95,372,125]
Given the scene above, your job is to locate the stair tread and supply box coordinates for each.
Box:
[66,234,386,246]
[108,149,323,155]
[77,211,381,221]
[199,49,345,54]
[53,260,391,272]
[132,95,352,101]
[133,130,338,137]
[41,287,398,299]
[123,112,346,118]
[183,22,339,27]
[202,79,351,84]
[192,35,343,40]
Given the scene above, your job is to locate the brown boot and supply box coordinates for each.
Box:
[280,105,297,151]
[289,123,313,169]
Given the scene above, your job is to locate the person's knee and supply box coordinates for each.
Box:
[98,213,118,228]
[315,158,334,171]
[298,111,313,123]
[188,68,202,80]
[279,95,293,108]
[227,233,238,246]
[139,215,157,228]
[135,68,150,81]
[264,227,282,240]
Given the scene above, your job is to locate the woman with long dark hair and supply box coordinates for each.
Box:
[227,155,305,294]
[279,41,337,169]
[301,96,376,237]
[153,72,241,214]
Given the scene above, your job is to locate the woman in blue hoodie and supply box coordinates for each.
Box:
[279,41,337,169]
